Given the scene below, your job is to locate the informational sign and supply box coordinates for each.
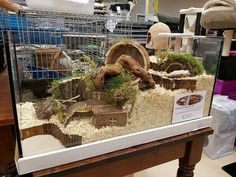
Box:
[172,91,207,123]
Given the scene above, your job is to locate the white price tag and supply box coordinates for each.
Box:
[172,91,207,123]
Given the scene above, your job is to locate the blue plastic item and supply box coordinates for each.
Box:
[26,65,67,79]
[0,12,63,45]
[0,11,28,29]
[11,28,63,44]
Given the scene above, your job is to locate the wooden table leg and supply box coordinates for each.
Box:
[177,136,205,177]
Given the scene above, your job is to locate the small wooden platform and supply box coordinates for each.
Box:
[151,73,197,91]
[93,105,127,128]
[21,123,82,148]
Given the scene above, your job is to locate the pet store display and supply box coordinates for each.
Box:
[1,4,223,175]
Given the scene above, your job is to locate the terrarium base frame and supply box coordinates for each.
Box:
[15,116,212,175]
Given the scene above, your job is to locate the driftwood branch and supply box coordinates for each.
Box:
[93,55,155,89]
[60,95,80,104]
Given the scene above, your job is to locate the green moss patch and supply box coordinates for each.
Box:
[104,70,137,106]
[157,51,204,76]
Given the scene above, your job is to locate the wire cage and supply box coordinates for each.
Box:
[2,10,137,83]
[0,9,147,157]
[0,9,154,106]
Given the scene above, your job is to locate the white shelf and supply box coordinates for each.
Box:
[157,33,212,39]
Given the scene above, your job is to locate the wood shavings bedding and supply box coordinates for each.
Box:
[196,74,215,116]
[17,102,49,129]
[17,74,215,145]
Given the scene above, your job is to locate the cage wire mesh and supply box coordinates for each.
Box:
[2,10,134,81]
[0,10,136,148]
[0,10,143,150]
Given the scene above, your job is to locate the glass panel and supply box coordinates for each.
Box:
[2,9,223,158]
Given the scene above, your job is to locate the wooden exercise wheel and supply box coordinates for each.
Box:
[105,40,150,70]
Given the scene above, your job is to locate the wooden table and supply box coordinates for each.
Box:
[32,127,213,177]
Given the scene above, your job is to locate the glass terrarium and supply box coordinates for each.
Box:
[1,9,223,174]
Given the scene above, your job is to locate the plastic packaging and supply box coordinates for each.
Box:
[26,0,95,14]
[204,95,236,159]
[204,133,236,159]
[211,95,236,135]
